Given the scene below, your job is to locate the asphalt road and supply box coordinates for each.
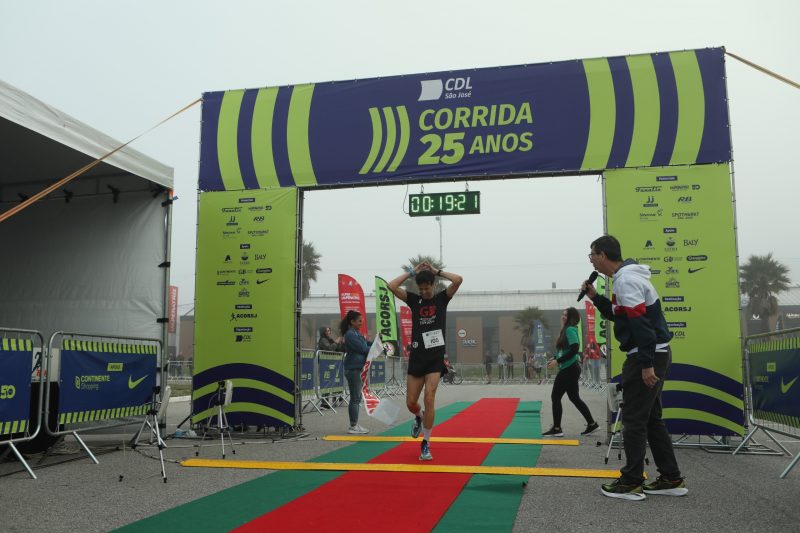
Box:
[1,383,798,532]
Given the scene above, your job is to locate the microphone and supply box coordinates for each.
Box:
[577,271,599,301]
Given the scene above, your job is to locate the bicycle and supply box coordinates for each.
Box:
[442,367,463,385]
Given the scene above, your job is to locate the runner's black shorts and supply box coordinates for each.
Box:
[407,350,446,377]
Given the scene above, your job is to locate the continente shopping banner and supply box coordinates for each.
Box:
[338,274,368,337]
[605,163,743,436]
[375,276,399,357]
[199,48,730,191]
[193,188,297,428]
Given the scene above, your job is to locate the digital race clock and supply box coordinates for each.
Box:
[408,191,480,217]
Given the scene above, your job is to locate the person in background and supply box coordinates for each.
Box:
[317,326,344,408]
[497,349,506,381]
[522,348,530,380]
[542,307,599,438]
[484,351,493,384]
[318,326,343,352]
[533,351,546,382]
[340,310,371,434]
[508,351,515,379]
[585,342,602,386]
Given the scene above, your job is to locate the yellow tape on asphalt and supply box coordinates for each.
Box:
[181,459,619,479]
[322,435,580,446]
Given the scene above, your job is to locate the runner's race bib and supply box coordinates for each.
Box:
[422,329,444,349]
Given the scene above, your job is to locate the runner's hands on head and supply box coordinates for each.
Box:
[413,262,429,274]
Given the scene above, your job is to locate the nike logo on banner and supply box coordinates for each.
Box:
[781,376,798,394]
[256,279,270,284]
[128,375,147,389]
[688,268,705,274]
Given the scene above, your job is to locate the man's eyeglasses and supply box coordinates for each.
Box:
[588,251,602,259]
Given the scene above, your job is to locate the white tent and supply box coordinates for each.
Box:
[0,79,173,345]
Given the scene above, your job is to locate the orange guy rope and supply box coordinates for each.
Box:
[0,98,201,224]
[726,51,800,90]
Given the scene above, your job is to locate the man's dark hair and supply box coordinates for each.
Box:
[591,235,623,261]
[416,270,435,286]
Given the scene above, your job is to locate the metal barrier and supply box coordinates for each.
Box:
[734,327,800,478]
[0,327,45,479]
[317,350,346,409]
[45,332,162,464]
[299,350,324,415]
[166,360,193,384]
[456,362,559,384]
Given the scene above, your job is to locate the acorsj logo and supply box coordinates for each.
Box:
[418,77,473,101]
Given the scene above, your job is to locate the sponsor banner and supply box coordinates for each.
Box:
[199,48,730,191]
[0,348,32,434]
[375,276,399,357]
[168,285,179,333]
[361,334,399,424]
[533,320,545,354]
[605,163,743,435]
[400,306,412,360]
[193,189,297,427]
[300,352,315,394]
[595,276,608,350]
[338,274,368,337]
[317,352,344,395]
[58,348,155,415]
[584,300,596,346]
[748,343,800,425]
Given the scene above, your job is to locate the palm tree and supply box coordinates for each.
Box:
[740,253,790,333]
[400,254,446,292]
[514,307,549,352]
[301,240,321,300]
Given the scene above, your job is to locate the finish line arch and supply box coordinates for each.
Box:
[191,47,743,437]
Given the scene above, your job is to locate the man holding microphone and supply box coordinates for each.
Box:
[582,235,687,501]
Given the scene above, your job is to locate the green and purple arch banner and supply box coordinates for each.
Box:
[605,163,743,436]
[199,47,730,191]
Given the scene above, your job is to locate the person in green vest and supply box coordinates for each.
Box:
[542,307,599,437]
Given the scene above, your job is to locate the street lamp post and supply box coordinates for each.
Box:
[435,216,442,263]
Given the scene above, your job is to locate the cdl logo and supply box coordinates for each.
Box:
[418,77,473,101]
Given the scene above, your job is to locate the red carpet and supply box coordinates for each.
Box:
[235,398,519,532]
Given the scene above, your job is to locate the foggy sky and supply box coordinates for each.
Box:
[1,0,798,310]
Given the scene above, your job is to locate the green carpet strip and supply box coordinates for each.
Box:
[116,402,472,532]
[433,401,542,533]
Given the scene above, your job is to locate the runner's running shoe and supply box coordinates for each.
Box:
[411,415,423,438]
[347,425,369,434]
[419,439,433,461]
[581,422,600,435]
[542,426,564,437]
[600,479,646,501]
[643,476,688,496]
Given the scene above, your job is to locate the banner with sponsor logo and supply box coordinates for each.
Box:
[58,341,156,424]
[748,338,800,426]
[338,274,368,337]
[605,163,743,436]
[584,300,596,346]
[193,188,297,428]
[199,48,730,191]
[0,340,33,436]
[375,276,399,357]
[400,306,412,360]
